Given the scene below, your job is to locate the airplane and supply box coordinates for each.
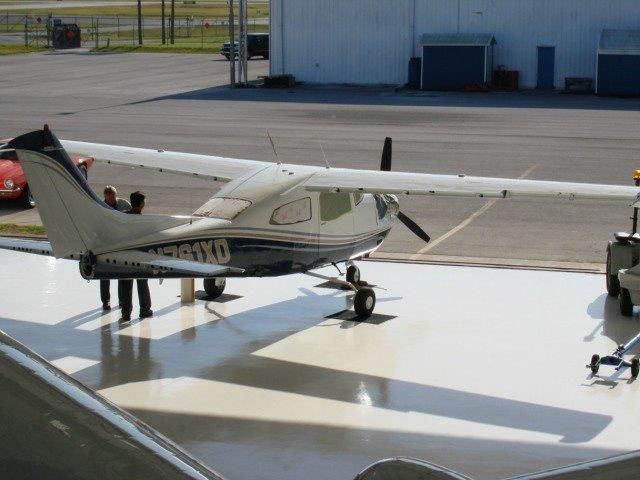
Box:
[0,125,638,318]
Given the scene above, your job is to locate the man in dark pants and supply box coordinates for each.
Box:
[118,191,153,323]
[100,186,131,311]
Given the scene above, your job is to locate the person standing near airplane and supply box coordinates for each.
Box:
[100,186,131,311]
[118,191,153,323]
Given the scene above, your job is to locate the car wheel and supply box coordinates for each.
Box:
[20,186,36,209]
[620,288,634,317]
[606,243,620,296]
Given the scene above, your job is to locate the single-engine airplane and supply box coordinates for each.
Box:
[0,126,638,317]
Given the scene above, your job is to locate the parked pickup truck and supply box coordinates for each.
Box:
[221,33,269,60]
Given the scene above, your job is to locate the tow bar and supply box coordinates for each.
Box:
[588,331,640,378]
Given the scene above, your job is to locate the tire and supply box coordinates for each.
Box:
[632,358,640,378]
[590,354,600,374]
[620,288,634,317]
[606,243,620,297]
[354,287,375,318]
[346,265,360,284]
[20,186,36,209]
[79,165,88,180]
[204,277,226,299]
[224,54,230,60]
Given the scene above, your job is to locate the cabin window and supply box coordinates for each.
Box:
[270,197,312,225]
[320,192,352,221]
[193,197,252,220]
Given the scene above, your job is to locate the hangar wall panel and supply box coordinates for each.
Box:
[271,0,640,88]
[271,0,413,84]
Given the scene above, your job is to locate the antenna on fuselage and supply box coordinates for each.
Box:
[266,131,281,165]
[319,141,331,169]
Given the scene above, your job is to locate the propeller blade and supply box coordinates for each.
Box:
[397,211,430,243]
[380,137,392,171]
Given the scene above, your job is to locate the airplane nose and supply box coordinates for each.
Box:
[386,194,399,217]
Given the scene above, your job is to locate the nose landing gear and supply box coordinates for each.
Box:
[306,263,377,318]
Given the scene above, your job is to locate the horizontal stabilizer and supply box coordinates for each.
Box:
[88,250,244,279]
[0,237,53,257]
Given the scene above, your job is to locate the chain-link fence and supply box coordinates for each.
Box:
[1,12,267,50]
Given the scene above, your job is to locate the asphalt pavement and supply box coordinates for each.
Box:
[2,51,640,267]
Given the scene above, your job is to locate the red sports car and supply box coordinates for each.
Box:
[0,138,94,208]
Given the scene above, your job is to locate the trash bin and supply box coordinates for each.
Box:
[506,70,519,90]
[407,57,421,89]
[51,24,81,49]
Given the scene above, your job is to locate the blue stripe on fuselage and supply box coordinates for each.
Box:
[141,230,389,277]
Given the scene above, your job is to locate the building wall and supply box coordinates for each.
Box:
[270,0,640,88]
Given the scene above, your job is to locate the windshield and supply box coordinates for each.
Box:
[0,148,16,160]
[193,197,251,220]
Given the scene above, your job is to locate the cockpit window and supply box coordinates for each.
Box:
[194,197,251,220]
[320,192,352,221]
[270,197,312,225]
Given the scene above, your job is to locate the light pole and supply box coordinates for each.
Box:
[161,0,165,44]
[137,0,142,45]
[229,0,235,87]
[170,0,175,44]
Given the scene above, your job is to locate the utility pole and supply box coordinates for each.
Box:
[161,0,165,44]
[229,0,235,87]
[137,0,142,45]
[238,0,248,85]
[170,0,175,44]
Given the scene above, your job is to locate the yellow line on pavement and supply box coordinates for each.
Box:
[410,164,540,259]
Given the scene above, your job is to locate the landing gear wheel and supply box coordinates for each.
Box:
[203,278,226,299]
[632,358,640,378]
[20,186,35,209]
[620,288,633,317]
[590,354,600,375]
[346,265,361,284]
[354,287,375,318]
[606,244,620,296]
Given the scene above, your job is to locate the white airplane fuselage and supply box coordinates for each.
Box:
[135,165,398,277]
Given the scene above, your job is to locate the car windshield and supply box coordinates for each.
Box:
[0,148,16,161]
[193,197,251,220]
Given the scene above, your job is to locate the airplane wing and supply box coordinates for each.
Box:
[0,238,243,277]
[0,237,53,256]
[61,140,270,182]
[301,168,640,201]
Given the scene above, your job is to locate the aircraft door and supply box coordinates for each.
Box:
[269,195,318,272]
[318,192,355,264]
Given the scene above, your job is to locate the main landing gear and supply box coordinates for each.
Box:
[306,263,376,318]
[203,277,226,299]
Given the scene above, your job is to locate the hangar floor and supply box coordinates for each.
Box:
[1,250,639,480]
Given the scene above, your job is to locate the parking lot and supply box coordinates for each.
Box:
[2,51,640,267]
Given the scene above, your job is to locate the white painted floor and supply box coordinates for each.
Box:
[0,250,638,480]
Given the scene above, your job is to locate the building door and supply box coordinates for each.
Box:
[537,46,555,89]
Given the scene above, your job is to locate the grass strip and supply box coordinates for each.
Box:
[0,44,47,55]
[0,223,46,236]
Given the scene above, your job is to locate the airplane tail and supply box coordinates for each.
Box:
[8,127,190,259]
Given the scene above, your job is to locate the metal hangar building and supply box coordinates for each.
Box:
[269,0,640,90]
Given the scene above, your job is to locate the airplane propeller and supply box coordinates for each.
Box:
[380,137,392,171]
[397,211,431,243]
[379,137,430,244]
